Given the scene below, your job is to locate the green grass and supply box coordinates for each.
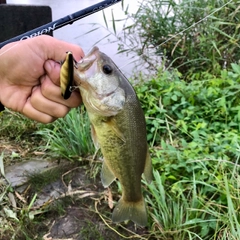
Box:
[135,64,240,239]
[0,108,38,140]
[0,106,97,239]
[144,160,240,240]
[2,65,240,240]
[2,1,240,237]
[36,106,95,161]
[106,0,240,78]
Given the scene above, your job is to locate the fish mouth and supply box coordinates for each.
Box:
[76,46,99,71]
[85,46,100,58]
[74,46,100,86]
[75,46,119,98]
[74,46,125,116]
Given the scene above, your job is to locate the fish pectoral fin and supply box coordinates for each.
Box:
[90,124,100,149]
[107,117,126,143]
[60,51,74,100]
[143,148,153,183]
[101,161,116,187]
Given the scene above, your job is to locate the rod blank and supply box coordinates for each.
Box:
[0,0,122,48]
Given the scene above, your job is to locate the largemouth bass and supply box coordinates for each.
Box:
[60,46,153,226]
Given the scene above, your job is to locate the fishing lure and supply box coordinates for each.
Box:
[60,51,75,99]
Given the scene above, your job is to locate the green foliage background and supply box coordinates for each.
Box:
[118,0,240,77]
[137,65,240,239]
[1,0,240,239]
[36,0,240,238]
[116,0,240,238]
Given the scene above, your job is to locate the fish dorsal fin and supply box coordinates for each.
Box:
[143,148,153,183]
[101,161,116,187]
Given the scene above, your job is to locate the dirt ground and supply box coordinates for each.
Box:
[0,136,150,240]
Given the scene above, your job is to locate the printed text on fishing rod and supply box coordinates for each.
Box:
[20,24,57,40]
[0,0,122,48]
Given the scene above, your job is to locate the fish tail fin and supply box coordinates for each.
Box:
[112,197,148,227]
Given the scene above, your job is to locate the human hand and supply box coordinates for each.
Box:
[0,35,84,123]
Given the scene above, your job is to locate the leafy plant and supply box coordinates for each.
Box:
[135,64,240,148]
[135,63,240,239]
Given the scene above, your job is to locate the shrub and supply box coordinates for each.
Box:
[119,0,240,77]
[135,63,240,149]
[137,64,240,239]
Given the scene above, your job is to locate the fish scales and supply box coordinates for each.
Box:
[60,46,153,226]
[91,89,147,200]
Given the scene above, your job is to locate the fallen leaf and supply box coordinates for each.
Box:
[8,192,17,208]
[4,207,19,221]
[107,187,114,209]
[15,191,27,204]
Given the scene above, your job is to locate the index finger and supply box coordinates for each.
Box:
[33,35,84,62]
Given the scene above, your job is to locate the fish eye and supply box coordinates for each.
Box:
[102,64,113,75]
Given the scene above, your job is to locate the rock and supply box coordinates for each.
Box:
[5,159,57,187]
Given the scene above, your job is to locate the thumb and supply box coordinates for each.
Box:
[44,60,61,86]
[40,35,84,62]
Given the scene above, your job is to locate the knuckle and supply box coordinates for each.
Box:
[52,106,70,118]
[41,79,52,97]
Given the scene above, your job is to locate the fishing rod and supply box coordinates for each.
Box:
[0,0,122,48]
